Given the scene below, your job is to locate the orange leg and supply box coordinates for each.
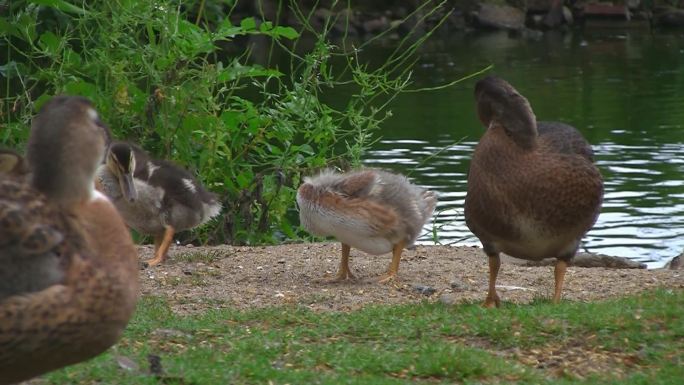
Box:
[553,259,568,304]
[378,240,406,284]
[328,243,356,282]
[483,254,501,308]
[147,225,175,266]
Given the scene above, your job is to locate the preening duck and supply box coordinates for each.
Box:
[464,76,603,307]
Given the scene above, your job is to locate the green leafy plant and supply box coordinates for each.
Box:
[0,0,450,245]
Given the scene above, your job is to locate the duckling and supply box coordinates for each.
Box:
[97,142,222,266]
[464,76,603,307]
[297,169,437,283]
[0,96,139,384]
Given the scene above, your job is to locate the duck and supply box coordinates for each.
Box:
[464,76,604,307]
[97,141,222,266]
[297,169,437,283]
[0,96,139,384]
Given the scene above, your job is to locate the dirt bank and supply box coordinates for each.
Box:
[137,243,683,314]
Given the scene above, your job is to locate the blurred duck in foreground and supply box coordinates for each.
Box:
[97,142,222,266]
[0,96,139,384]
[464,76,603,307]
[297,169,437,283]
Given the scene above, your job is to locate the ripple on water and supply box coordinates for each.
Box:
[364,139,683,268]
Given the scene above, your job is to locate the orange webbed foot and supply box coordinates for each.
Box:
[482,294,501,308]
[377,272,398,284]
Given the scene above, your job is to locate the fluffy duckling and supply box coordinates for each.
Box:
[0,96,139,384]
[297,169,437,283]
[97,142,222,266]
[464,76,603,307]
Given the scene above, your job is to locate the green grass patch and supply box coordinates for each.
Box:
[174,250,224,264]
[41,289,683,384]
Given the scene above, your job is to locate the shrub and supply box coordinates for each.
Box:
[0,0,448,245]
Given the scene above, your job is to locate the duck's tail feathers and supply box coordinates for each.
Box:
[420,190,438,223]
[199,192,222,224]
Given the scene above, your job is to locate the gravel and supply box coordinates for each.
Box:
[136,243,683,315]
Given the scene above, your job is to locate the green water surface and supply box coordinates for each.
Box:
[362,28,684,267]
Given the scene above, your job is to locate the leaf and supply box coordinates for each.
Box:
[0,17,16,37]
[240,17,256,31]
[34,93,55,112]
[38,31,62,56]
[0,61,21,79]
[62,80,99,101]
[177,19,214,56]
[272,26,298,40]
[17,13,37,42]
[296,144,314,155]
[215,19,243,39]
[63,47,82,67]
[279,219,297,239]
[236,170,254,189]
[30,0,89,15]
[217,63,283,82]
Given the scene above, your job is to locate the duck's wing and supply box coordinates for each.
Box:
[537,122,595,162]
[0,148,28,176]
[145,160,216,212]
[0,179,69,300]
[0,235,136,384]
[332,170,379,198]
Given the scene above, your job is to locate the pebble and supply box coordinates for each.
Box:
[450,279,469,291]
[115,355,139,372]
[439,293,459,305]
[413,284,436,296]
[152,328,192,339]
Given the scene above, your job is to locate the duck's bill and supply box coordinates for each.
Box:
[120,173,138,202]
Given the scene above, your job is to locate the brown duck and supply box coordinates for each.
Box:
[0,96,139,384]
[464,76,603,307]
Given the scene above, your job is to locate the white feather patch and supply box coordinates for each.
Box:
[182,178,197,193]
[147,162,160,177]
[91,189,111,202]
[87,108,98,121]
[202,201,222,222]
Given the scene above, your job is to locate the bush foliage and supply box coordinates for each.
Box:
[0,0,444,245]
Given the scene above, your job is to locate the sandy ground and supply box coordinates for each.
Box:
[137,243,683,314]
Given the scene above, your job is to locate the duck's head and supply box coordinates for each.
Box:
[474,76,538,149]
[105,142,138,202]
[27,96,110,206]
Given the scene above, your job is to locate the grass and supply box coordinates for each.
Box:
[40,289,683,384]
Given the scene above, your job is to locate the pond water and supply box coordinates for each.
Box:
[360,28,684,268]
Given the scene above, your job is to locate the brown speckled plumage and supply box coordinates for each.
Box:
[464,76,603,306]
[0,96,139,384]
